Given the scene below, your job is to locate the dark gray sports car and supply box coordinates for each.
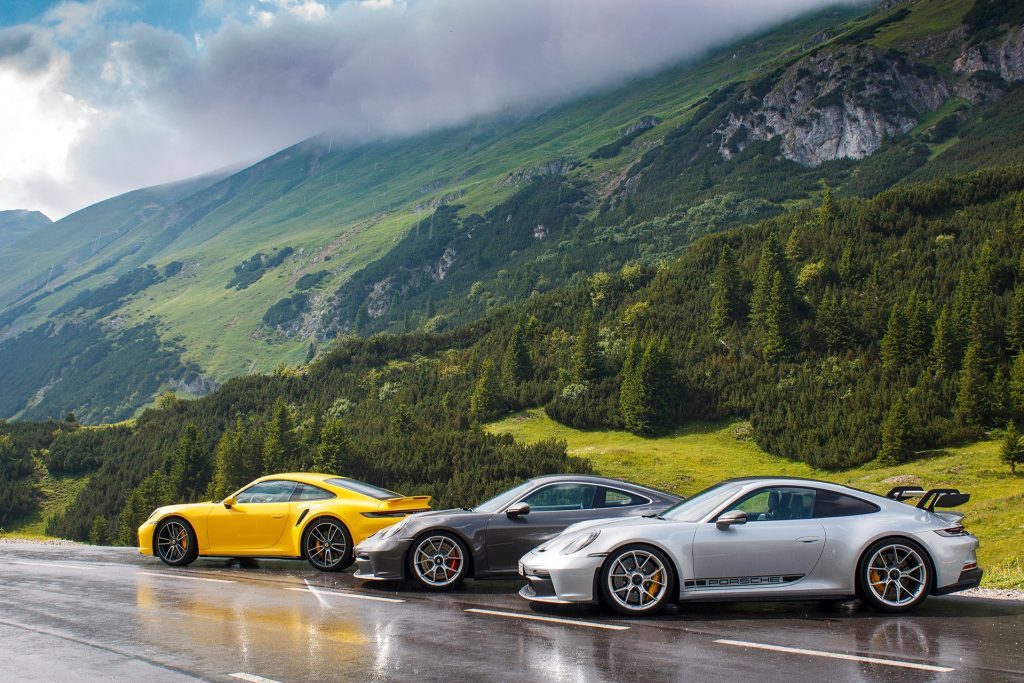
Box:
[352,474,681,590]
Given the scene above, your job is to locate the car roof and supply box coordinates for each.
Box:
[256,472,342,486]
[717,476,885,499]
[524,474,682,501]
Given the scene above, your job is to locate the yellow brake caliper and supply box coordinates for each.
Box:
[646,569,662,597]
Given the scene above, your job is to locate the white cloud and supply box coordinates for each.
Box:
[0,0,853,218]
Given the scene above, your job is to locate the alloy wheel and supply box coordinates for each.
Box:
[412,535,465,587]
[865,543,928,608]
[306,520,347,569]
[606,548,668,612]
[157,520,190,563]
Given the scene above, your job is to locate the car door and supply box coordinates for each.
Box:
[484,482,599,573]
[690,486,826,588]
[207,480,297,552]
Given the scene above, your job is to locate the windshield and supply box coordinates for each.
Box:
[474,481,537,513]
[662,483,742,522]
[324,478,401,500]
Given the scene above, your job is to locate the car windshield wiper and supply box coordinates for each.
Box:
[461,507,474,511]
[642,512,665,520]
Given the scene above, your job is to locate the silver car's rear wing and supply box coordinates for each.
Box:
[885,486,970,511]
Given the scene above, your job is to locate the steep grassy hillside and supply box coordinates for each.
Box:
[4,1,1024,425]
[488,409,1024,588]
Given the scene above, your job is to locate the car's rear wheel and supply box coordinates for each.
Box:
[155,518,198,567]
[408,532,469,590]
[600,544,674,616]
[303,518,353,572]
[857,538,931,613]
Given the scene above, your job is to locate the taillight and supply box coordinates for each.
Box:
[934,525,967,537]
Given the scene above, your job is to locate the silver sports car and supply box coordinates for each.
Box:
[519,477,981,615]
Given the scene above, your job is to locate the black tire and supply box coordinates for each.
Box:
[856,538,932,613]
[407,531,470,591]
[600,544,675,616]
[302,517,354,572]
[155,517,199,567]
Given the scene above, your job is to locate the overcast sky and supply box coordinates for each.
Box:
[0,0,855,219]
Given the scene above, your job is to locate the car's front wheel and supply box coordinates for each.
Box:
[303,518,353,572]
[408,532,469,590]
[155,518,198,567]
[600,544,674,616]
[857,538,931,613]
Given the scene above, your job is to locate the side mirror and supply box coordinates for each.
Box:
[716,510,747,530]
[506,502,530,518]
[223,496,236,509]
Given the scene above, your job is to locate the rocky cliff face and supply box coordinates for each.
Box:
[954,26,1024,82]
[716,46,948,167]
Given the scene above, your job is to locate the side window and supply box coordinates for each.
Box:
[812,490,879,518]
[520,483,596,511]
[236,480,296,504]
[595,487,649,508]
[726,487,817,522]
[291,483,335,502]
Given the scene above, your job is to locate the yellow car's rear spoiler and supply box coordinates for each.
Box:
[378,495,432,513]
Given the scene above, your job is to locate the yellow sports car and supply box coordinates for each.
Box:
[138,473,431,571]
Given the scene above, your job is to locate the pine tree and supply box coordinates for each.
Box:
[620,337,675,435]
[89,516,112,546]
[762,271,795,361]
[904,292,931,360]
[501,321,532,387]
[390,404,413,437]
[750,233,790,331]
[207,419,248,501]
[263,398,299,473]
[710,244,741,337]
[470,358,504,422]
[1010,353,1024,415]
[785,225,805,262]
[956,337,989,426]
[1007,287,1024,353]
[880,304,908,370]
[1000,421,1023,475]
[314,418,351,474]
[1015,191,1024,236]
[118,471,171,545]
[817,287,854,351]
[837,239,857,283]
[170,423,211,502]
[878,396,912,465]
[930,304,959,377]
[570,310,600,384]
[818,185,835,231]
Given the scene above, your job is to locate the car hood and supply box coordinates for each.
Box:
[151,502,218,519]
[560,514,668,536]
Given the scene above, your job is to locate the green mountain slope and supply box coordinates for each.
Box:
[3,1,1024,424]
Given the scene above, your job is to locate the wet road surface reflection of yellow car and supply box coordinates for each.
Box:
[138,473,431,571]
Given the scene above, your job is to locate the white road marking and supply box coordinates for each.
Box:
[465,608,630,631]
[284,586,405,603]
[229,673,283,683]
[8,561,93,570]
[714,639,955,673]
[136,570,236,584]
[303,578,330,608]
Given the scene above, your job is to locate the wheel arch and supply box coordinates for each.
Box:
[855,534,937,595]
[402,528,476,580]
[153,515,200,559]
[298,513,350,560]
[599,539,682,603]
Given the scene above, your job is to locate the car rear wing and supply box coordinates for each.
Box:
[884,487,970,511]
[377,495,432,513]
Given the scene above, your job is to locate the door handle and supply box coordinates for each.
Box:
[795,536,821,544]
[272,514,285,519]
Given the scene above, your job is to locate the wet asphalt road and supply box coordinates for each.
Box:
[1,543,1022,682]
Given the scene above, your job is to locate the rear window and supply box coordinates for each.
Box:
[325,478,401,500]
[812,490,879,518]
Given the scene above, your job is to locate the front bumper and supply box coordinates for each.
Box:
[352,537,408,581]
[518,550,603,604]
[934,566,983,596]
[138,522,156,556]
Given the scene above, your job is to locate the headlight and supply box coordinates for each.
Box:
[560,530,601,555]
[379,519,409,540]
